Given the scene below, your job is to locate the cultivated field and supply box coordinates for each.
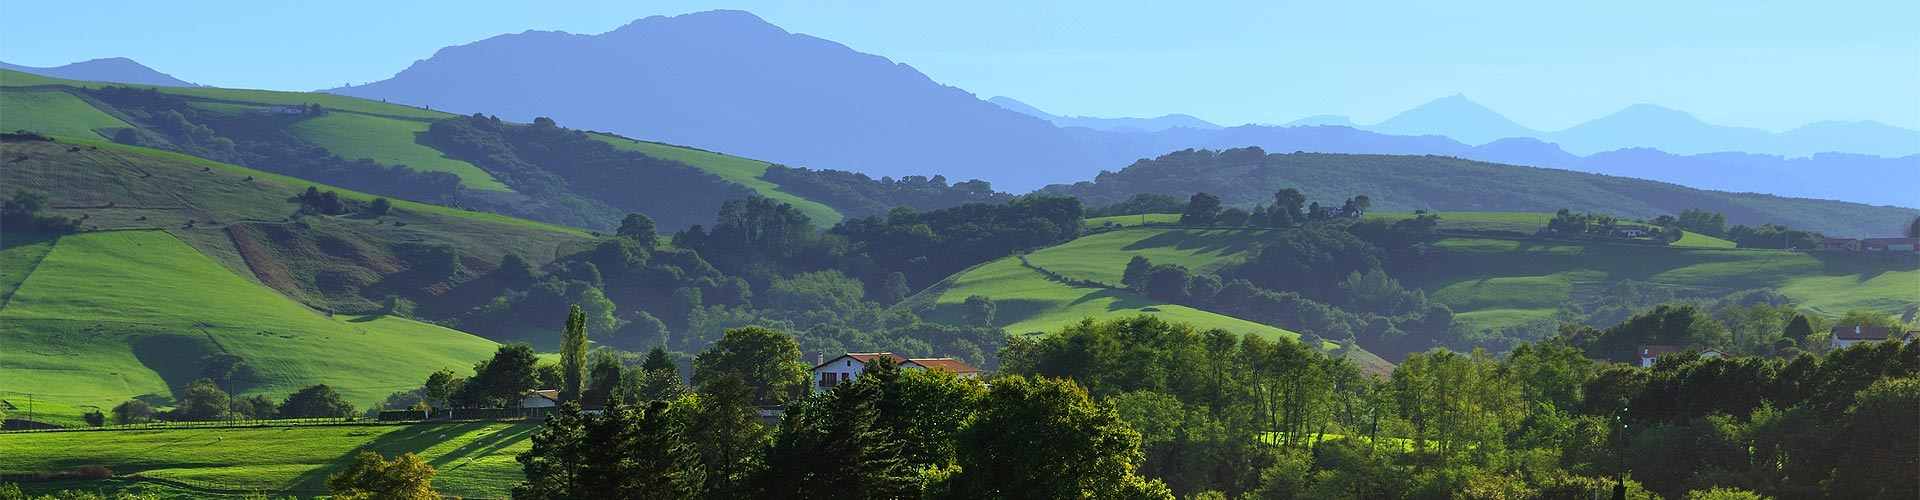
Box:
[0,422,533,498]
[925,256,1298,340]
[286,112,511,192]
[0,88,129,139]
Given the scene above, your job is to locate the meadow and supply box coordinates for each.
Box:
[287,112,511,192]
[0,88,129,139]
[0,421,533,498]
[1024,227,1268,285]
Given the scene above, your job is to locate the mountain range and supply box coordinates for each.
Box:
[17,10,1911,208]
[0,57,196,87]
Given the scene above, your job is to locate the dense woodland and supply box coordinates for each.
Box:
[761,166,1011,219]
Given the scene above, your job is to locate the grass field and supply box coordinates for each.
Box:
[1083,213,1183,228]
[1,69,451,121]
[0,422,533,498]
[286,113,510,192]
[0,231,501,424]
[1412,237,1919,331]
[1672,231,1737,249]
[1024,227,1268,285]
[927,257,1300,340]
[593,133,843,226]
[0,88,130,139]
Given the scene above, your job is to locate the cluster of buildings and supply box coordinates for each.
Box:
[511,352,980,413]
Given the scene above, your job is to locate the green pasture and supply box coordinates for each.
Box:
[1083,213,1183,228]
[0,88,129,139]
[927,256,1299,341]
[287,112,510,192]
[0,422,533,498]
[1024,227,1268,285]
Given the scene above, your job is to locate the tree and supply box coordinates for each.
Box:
[685,376,771,496]
[1784,314,1814,344]
[618,213,658,244]
[642,346,677,375]
[199,353,257,392]
[174,378,231,420]
[112,400,155,424]
[878,271,912,304]
[693,327,808,405]
[560,305,589,403]
[457,344,541,407]
[1218,207,1250,226]
[1145,264,1191,303]
[962,295,997,327]
[1270,189,1307,227]
[280,384,357,418]
[757,358,918,498]
[1123,256,1154,291]
[583,355,622,408]
[366,197,393,216]
[329,451,439,500]
[945,375,1171,498]
[617,310,670,350]
[83,410,105,427]
[1181,192,1223,225]
[495,253,536,288]
[231,394,278,419]
[422,368,460,409]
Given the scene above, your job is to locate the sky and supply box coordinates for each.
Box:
[3,0,1915,131]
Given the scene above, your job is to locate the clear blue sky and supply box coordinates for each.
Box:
[3,0,1915,130]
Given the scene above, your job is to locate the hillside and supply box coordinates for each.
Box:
[0,138,616,423]
[1044,147,1919,238]
[0,422,531,498]
[0,57,196,87]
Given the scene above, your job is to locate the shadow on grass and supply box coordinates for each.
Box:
[286,421,519,491]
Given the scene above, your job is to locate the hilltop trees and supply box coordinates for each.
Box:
[279,384,357,418]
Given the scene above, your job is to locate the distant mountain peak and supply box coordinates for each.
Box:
[986,95,1220,132]
[1371,93,1536,145]
[0,57,195,87]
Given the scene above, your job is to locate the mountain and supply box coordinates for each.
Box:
[1368,94,1538,145]
[329,10,1088,190]
[0,57,195,87]
[1776,120,1920,158]
[988,95,1220,132]
[1283,114,1357,127]
[1546,103,1770,155]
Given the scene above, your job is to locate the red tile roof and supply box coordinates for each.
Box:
[907,357,981,374]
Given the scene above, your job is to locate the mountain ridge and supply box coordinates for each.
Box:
[0,57,196,87]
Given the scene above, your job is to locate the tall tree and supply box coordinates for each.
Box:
[758,358,917,498]
[560,305,589,403]
[1181,192,1223,225]
[1270,189,1307,227]
[618,213,658,244]
[943,375,1173,498]
[693,326,808,405]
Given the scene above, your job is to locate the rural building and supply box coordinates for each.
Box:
[520,389,560,409]
[1829,325,1915,349]
[1860,237,1920,252]
[1821,238,1861,251]
[1637,345,1684,367]
[812,352,982,393]
[1613,228,1649,238]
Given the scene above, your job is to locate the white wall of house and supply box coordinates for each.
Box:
[521,396,556,409]
[813,357,870,393]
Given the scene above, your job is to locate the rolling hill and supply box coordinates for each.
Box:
[1043,147,1919,238]
[0,57,196,87]
[0,137,610,424]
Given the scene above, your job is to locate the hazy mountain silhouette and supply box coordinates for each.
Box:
[1283,115,1358,127]
[1368,94,1538,145]
[0,57,195,87]
[988,96,1220,132]
[329,10,1087,189]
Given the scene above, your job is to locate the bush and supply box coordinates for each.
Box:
[82,410,105,427]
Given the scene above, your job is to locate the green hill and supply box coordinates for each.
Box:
[0,88,131,138]
[286,112,510,192]
[0,138,608,424]
[593,133,843,226]
[0,422,532,498]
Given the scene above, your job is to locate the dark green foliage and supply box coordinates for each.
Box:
[198,353,258,392]
[943,375,1172,499]
[692,327,808,405]
[757,358,918,498]
[559,305,588,403]
[1122,255,1153,291]
[1566,304,1729,363]
[1677,208,1728,236]
[761,166,1010,219]
[1180,192,1222,225]
[172,378,230,421]
[111,400,154,424]
[0,190,77,233]
[230,394,278,419]
[829,195,1083,290]
[1144,264,1191,302]
[514,401,704,499]
[1785,314,1814,342]
[617,213,657,243]
[454,344,541,408]
[366,197,392,216]
[1226,224,1381,300]
[279,384,356,418]
[1269,188,1306,227]
[423,114,754,230]
[1087,193,1187,218]
[82,410,104,427]
[961,295,996,327]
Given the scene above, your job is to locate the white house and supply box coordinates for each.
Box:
[811,352,982,393]
[1637,345,1682,368]
[1830,325,1914,350]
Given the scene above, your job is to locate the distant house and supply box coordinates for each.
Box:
[812,352,982,393]
[1637,345,1684,368]
[1613,228,1649,238]
[521,389,560,409]
[1821,238,1861,251]
[1830,325,1915,349]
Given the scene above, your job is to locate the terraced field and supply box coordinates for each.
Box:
[0,422,533,498]
[593,133,843,226]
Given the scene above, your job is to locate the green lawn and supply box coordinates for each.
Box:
[0,231,499,424]
[1672,231,1737,249]
[1024,227,1268,285]
[0,88,130,139]
[0,422,533,498]
[1083,213,1183,228]
[592,134,843,226]
[287,112,510,192]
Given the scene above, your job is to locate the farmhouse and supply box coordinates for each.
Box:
[1637,345,1683,368]
[1613,228,1649,238]
[812,352,982,393]
[1829,325,1916,349]
[521,389,560,409]
[1821,237,1919,253]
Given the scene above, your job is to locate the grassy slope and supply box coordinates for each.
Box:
[0,88,130,139]
[928,257,1299,341]
[0,231,499,423]
[1025,227,1266,285]
[286,112,511,192]
[1416,237,1919,331]
[0,422,533,498]
[593,133,843,226]
[1083,213,1182,228]
[1,69,451,121]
